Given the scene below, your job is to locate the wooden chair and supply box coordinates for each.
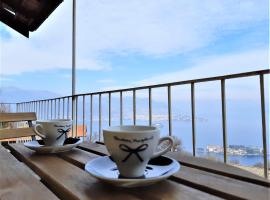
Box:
[0,112,37,143]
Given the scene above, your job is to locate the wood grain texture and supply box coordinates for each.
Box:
[77,142,270,200]
[78,142,108,155]
[0,112,36,122]
[0,145,58,200]
[0,128,35,140]
[8,143,221,200]
[59,148,99,169]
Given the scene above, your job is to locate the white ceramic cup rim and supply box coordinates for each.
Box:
[36,119,72,123]
[103,125,158,134]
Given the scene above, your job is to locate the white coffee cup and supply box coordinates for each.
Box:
[103,125,174,178]
[33,119,72,146]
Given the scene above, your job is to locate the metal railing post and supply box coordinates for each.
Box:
[168,85,172,136]
[82,95,85,141]
[58,98,60,119]
[63,98,65,119]
[90,95,93,141]
[72,98,76,138]
[47,100,49,119]
[259,74,268,178]
[133,90,136,125]
[99,94,102,141]
[67,97,70,119]
[109,93,111,126]
[191,82,196,156]
[54,99,57,119]
[75,96,78,137]
[39,101,42,119]
[43,101,45,119]
[41,101,43,119]
[221,79,228,163]
[149,88,152,126]
[44,100,46,119]
[120,91,123,125]
[51,100,53,119]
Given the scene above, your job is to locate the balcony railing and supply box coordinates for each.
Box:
[1,69,269,178]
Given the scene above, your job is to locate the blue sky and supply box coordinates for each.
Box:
[0,0,269,98]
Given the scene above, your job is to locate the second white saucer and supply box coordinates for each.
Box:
[24,138,82,154]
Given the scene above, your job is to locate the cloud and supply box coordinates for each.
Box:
[76,0,268,56]
[1,0,268,75]
[0,35,111,75]
[0,1,110,75]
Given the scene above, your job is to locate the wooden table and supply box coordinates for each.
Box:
[1,142,269,200]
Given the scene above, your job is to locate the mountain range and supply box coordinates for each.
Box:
[0,86,60,103]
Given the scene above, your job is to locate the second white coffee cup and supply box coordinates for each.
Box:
[103,125,174,178]
[33,119,72,146]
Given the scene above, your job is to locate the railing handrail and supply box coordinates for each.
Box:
[4,68,270,178]
[6,69,269,104]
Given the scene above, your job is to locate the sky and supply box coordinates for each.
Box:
[0,0,269,99]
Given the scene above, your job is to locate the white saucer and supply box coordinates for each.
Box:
[85,156,180,188]
[24,138,82,154]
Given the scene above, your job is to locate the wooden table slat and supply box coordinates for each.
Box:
[0,145,58,200]
[7,143,222,200]
[166,151,270,187]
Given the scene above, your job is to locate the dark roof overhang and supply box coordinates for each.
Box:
[0,0,63,38]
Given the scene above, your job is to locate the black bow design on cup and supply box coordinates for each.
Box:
[119,144,148,162]
[56,128,71,140]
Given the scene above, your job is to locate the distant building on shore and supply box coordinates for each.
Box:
[206,144,263,156]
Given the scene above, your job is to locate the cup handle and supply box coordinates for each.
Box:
[151,136,174,159]
[33,124,46,139]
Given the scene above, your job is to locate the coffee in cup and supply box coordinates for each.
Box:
[33,119,72,146]
[103,125,174,178]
